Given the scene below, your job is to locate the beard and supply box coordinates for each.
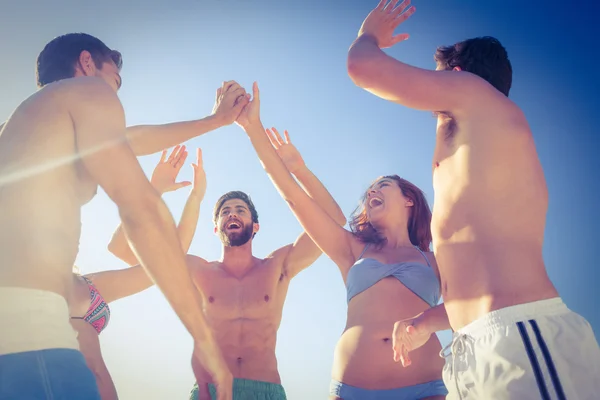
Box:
[218,223,253,247]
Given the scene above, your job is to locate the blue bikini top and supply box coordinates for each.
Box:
[346,244,441,307]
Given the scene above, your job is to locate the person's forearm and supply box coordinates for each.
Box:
[126,115,224,156]
[109,188,201,262]
[244,122,305,203]
[292,166,346,226]
[95,369,118,400]
[119,195,214,342]
[76,335,118,400]
[417,303,452,334]
[177,190,202,254]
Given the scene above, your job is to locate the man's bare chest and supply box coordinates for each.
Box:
[197,266,289,320]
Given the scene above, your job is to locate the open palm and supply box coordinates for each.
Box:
[265,128,305,174]
[150,145,192,194]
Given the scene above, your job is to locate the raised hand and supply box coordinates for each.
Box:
[191,148,207,199]
[150,145,192,194]
[212,80,250,125]
[392,314,432,367]
[358,0,416,48]
[265,128,305,174]
[235,82,260,130]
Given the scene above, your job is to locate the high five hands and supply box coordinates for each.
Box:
[235,82,260,130]
[265,128,305,174]
[150,145,206,199]
[150,145,191,194]
[212,80,250,125]
[358,0,416,48]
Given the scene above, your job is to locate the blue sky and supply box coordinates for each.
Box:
[1,0,598,398]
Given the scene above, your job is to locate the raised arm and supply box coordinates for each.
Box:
[83,265,154,304]
[263,128,347,277]
[71,78,231,399]
[347,0,485,113]
[108,145,205,263]
[125,81,248,156]
[177,148,207,253]
[236,83,363,274]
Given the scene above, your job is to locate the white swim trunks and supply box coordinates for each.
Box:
[442,298,600,400]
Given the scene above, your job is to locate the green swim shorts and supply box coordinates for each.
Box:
[189,378,287,400]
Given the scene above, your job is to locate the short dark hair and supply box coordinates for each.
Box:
[434,36,512,96]
[36,33,122,88]
[213,191,259,225]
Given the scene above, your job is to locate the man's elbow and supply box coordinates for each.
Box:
[107,239,120,256]
[347,56,375,88]
[107,241,135,266]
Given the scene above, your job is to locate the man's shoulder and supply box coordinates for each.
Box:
[186,255,216,286]
[466,84,525,120]
[43,77,121,111]
[55,76,112,91]
[186,254,213,268]
[262,245,292,266]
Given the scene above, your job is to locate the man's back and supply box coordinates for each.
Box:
[431,86,557,329]
[0,80,99,298]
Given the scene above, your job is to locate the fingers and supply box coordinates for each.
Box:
[196,148,203,165]
[394,4,415,22]
[392,321,401,362]
[391,0,409,15]
[216,87,222,100]
[215,386,231,400]
[271,127,285,146]
[283,130,291,144]
[226,82,241,93]
[159,149,167,163]
[376,0,387,11]
[252,81,260,104]
[393,340,401,363]
[400,345,412,367]
[221,80,236,93]
[166,145,181,163]
[392,321,412,366]
[197,382,211,400]
[384,0,400,13]
[174,181,192,190]
[228,87,245,98]
[391,33,410,45]
[173,147,188,169]
[214,378,233,400]
[265,129,280,150]
[233,89,250,108]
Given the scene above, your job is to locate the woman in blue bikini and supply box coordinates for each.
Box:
[237,83,447,400]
